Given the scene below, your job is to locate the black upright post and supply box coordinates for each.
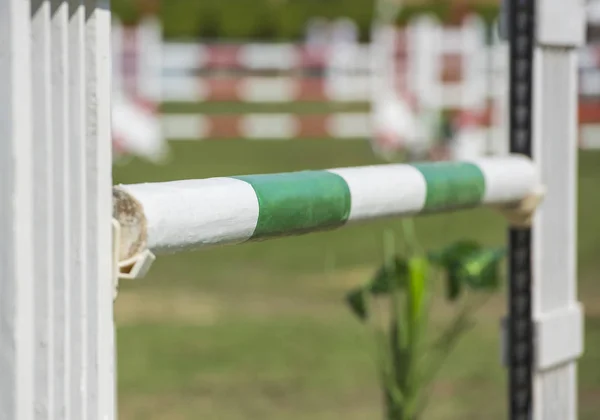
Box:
[507,0,535,419]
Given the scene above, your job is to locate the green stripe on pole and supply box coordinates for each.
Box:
[235,171,352,239]
[411,162,486,212]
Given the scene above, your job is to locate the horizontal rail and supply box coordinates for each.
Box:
[113,155,539,259]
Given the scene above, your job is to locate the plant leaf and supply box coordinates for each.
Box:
[407,257,429,326]
[428,241,506,301]
[344,255,410,322]
[345,288,368,321]
[427,240,481,267]
[460,247,506,290]
[415,307,474,415]
[373,327,407,418]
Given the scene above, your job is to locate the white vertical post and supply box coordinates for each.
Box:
[490,22,509,156]
[460,14,487,113]
[532,1,585,419]
[136,16,162,102]
[31,0,54,418]
[50,2,72,417]
[111,17,123,95]
[84,1,115,419]
[407,16,441,110]
[450,15,489,160]
[68,0,88,418]
[0,0,34,419]
[1,0,114,418]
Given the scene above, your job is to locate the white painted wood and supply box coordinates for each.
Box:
[68,1,88,418]
[83,2,115,419]
[241,114,299,139]
[536,304,584,370]
[328,166,427,220]
[50,2,72,417]
[407,16,442,109]
[490,28,509,156]
[532,17,584,420]
[111,17,123,94]
[461,15,487,111]
[136,17,162,102]
[31,0,55,418]
[0,0,35,419]
[537,0,586,47]
[118,178,260,253]
[2,0,114,418]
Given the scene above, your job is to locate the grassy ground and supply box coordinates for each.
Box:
[161,101,370,115]
[114,140,600,420]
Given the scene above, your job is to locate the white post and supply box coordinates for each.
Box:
[531,1,585,419]
[0,1,34,419]
[84,1,115,418]
[407,15,441,110]
[460,14,487,114]
[136,16,162,102]
[111,17,123,95]
[0,0,115,418]
[490,21,509,156]
[31,3,54,417]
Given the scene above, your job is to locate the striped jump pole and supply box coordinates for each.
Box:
[113,155,541,261]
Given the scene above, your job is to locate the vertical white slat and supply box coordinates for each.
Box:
[407,16,442,109]
[136,16,162,102]
[369,24,399,113]
[50,1,71,417]
[31,0,55,418]
[0,0,35,420]
[84,1,115,419]
[531,1,585,418]
[68,0,87,419]
[111,17,123,95]
[490,23,509,156]
[460,15,487,112]
[532,48,580,420]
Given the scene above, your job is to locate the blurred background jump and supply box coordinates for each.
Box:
[112,11,600,163]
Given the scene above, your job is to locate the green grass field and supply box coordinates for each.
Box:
[161,101,370,115]
[114,140,600,420]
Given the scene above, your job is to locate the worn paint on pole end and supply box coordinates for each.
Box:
[112,186,148,261]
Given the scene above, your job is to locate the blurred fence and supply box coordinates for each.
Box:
[111,16,600,149]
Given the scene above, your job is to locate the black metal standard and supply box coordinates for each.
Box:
[507,0,535,419]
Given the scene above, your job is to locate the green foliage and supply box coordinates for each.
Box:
[111,0,498,41]
[345,222,505,419]
[111,0,140,25]
[472,3,501,25]
[428,240,505,300]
